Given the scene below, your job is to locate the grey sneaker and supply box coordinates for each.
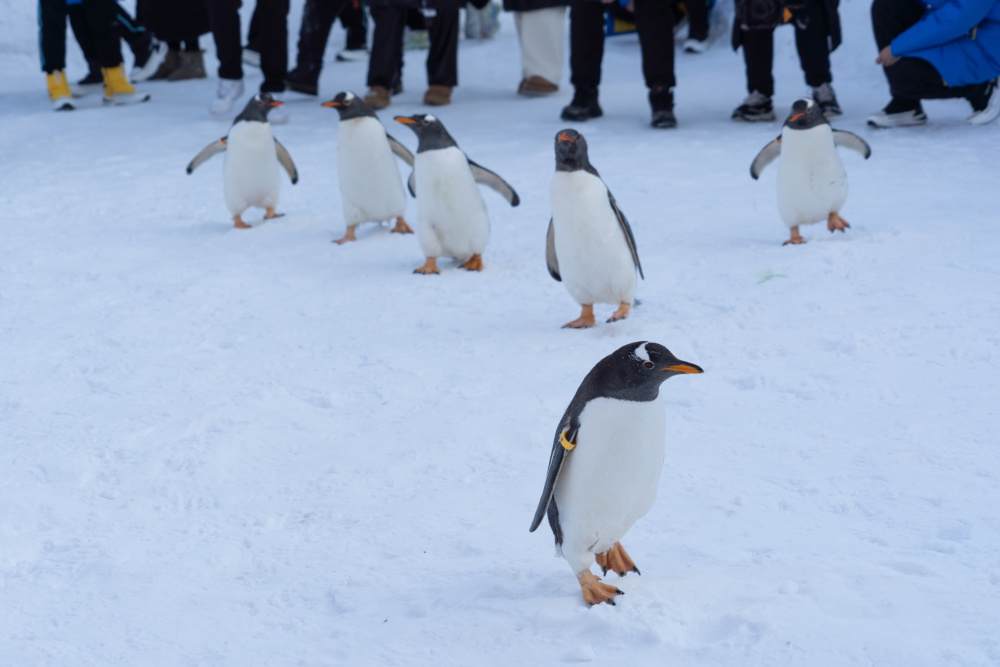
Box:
[811,82,842,117]
[732,91,775,122]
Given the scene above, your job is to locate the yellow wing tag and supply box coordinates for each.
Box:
[560,429,576,451]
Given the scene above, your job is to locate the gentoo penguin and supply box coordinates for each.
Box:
[750,98,871,245]
[321,91,415,244]
[547,129,643,328]
[530,341,703,606]
[186,93,299,229]
[393,114,519,274]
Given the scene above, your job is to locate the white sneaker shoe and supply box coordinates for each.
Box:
[867,107,927,128]
[683,37,708,54]
[131,39,169,82]
[268,92,289,125]
[967,78,1000,125]
[210,78,244,116]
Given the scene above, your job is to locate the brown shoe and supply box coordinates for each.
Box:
[167,50,206,81]
[423,85,452,106]
[518,75,559,97]
[149,49,181,80]
[364,85,391,109]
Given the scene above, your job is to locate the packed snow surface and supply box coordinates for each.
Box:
[2,1,999,664]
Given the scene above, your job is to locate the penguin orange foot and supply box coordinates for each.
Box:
[783,226,806,245]
[264,208,284,219]
[578,570,624,606]
[234,215,251,229]
[828,212,850,233]
[414,257,440,275]
[333,226,357,244]
[607,302,630,323]
[595,542,640,577]
[563,305,596,329]
[460,254,484,271]
[391,217,413,234]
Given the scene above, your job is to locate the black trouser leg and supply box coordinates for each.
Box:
[634,0,675,107]
[207,0,243,79]
[247,3,263,51]
[294,0,342,71]
[104,0,151,58]
[256,0,290,92]
[741,28,773,96]
[426,8,458,87]
[340,2,368,50]
[871,0,925,49]
[367,6,405,89]
[67,3,100,70]
[39,0,69,73]
[568,1,606,91]
[81,0,124,68]
[794,0,831,87]
[685,0,709,40]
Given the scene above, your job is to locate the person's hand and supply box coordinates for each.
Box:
[876,46,900,67]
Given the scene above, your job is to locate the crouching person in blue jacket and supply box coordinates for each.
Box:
[869,0,1000,126]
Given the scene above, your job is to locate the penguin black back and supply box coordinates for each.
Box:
[321,91,378,120]
[233,93,282,125]
[784,98,829,130]
[394,114,459,153]
[554,129,600,177]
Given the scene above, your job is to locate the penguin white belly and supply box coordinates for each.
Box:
[776,126,848,229]
[224,121,281,216]
[553,397,667,574]
[414,147,490,259]
[551,171,637,306]
[338,118,407,227]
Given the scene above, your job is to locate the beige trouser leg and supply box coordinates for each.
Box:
[514,7,567,84]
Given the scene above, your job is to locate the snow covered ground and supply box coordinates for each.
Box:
[3,1,1000,664]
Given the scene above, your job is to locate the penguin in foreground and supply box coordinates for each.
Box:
[187,93,298,229]
[750,98,871,245]
[322,91,415,244]
[530,342,703,607]
[393,114,519,274]
[546,129,643,329]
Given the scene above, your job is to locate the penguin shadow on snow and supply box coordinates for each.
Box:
[186,93,299,230]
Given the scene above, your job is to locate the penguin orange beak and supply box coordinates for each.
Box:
[269,100,284,107]
[661,363,703,374]
[789,112,805,121]
[322,100,341,108]
[394,116,418,125]
[557,133,575,143]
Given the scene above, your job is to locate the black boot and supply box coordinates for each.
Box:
[561,86,602,121]
[649,84,676,129]
[286,63,321,95]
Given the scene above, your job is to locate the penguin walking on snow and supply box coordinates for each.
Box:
[322,91,416,244]
[394,114,519,274]
[547,129,643,329]
[751,98,871,245]
[187,93,299,229]
[530,342,703,606]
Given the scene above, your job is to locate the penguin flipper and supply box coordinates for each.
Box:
[274,139,299,184]
[546,218,561,282]
[529,424,578,533]
[833,130,872,159]
[386,134,415,167]
[468,159,520,207]
[750,138,781,180]
[407,170,416,198]
[608,191,644,280]
[186,138,227,174]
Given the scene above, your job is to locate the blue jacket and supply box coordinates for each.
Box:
[892,0,1000,86]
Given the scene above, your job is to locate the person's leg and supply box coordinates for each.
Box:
[568,1,604,92]
[794,0,830,88]
[365,5,405,105]
[634,0,674,101]
[207,0,243,80]
[685,0,708,41]
[872,0,925,50]
[742,28,773,97]
[426,7,458,88]
[293,0,339,72]
[515,6,565,85]
[255,0,290,93]
[339,1,368,51]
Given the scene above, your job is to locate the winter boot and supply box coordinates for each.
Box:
[649,83,675,128]
[561,86,602,121]
[102,64,151,105]
[424,85,452,106]
[167,50,207,81]
[811,82,842,117]
[286,64,321,96]
[150,48,182,80]
[46,71,75,111]
[732,91,775,122]
[364,85,391,109]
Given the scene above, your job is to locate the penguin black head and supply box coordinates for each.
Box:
[321,91,377,120]
[783,98,828,130]
[554,129,597,174]
[583,342,704,403]
[234,93,283,124]
[393,114,458,153]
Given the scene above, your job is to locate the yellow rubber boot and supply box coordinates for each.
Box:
[46,70,74,111]
[101,64,151,105]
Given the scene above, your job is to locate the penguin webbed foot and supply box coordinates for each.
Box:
[827,212,850,233]
[783,226,806,246]
[333,226,358,245]
[606,302,630,324]
[578,570,624,607]
[563,305,596,329]
[413,257,440,275]
[264,209,285,220]
[595,542,640,578]
[234,215,251,229]
[391,217,414,235]
[459,254,483,271]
